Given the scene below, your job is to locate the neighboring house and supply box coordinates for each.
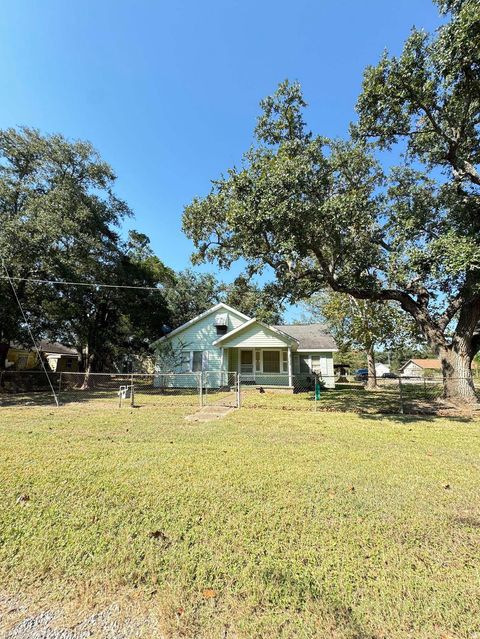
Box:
[153,303,338,389]
[39,341,79,372]
[5,341,79,372]
[4,344,38,370]
[399,358,441,377]
[375,363,390,377]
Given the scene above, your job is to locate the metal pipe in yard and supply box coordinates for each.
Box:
[398,377,404,414]
[237,373,242,409]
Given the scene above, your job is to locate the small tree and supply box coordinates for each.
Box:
[305,292,412,389]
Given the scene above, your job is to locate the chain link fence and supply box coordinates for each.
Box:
[1,369,478,415]
[238,373,479,415]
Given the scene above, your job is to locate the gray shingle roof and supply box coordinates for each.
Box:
[274,324,337,350]
[37,341,78,356]
[11,341,78,355]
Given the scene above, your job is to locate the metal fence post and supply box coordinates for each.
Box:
[58,372,62,396]
[130,373,135,407]
[237,373,242,408]
[199,372,203,407]
[398,376,404,414]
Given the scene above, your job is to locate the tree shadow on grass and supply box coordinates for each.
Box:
[354,411,475,424]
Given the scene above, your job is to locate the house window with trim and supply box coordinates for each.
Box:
[192,351,203,372]
[255,351,261,372]
[282,350,288,373]
[263,350,280,373]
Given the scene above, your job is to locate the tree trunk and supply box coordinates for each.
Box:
[365,346,378,390]
[80,350,95,390]
[439,341,478,405]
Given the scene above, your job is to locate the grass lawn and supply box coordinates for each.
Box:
[0,403,479,638]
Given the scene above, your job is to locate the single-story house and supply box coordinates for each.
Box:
[4,344,38,370]
[5,341,79,372]
[39,341,79,372]
[399,358,441,377]
[153,303,338,389]
[375,362,390,377]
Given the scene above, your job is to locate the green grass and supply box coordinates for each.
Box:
[1,403,480,638]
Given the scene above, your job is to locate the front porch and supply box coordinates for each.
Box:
[225,347,294,388]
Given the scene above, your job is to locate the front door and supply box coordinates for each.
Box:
[240,350,253,374]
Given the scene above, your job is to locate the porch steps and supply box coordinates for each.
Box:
[185,405,236,422]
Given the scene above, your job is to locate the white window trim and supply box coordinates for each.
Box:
[189,350,208,372]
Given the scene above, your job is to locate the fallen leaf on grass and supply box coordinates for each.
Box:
[16,494,30,504]
[202,589,217,599]
[149,530,171,546]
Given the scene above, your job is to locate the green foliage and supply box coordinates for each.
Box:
[183,2,480,382]
[305,291,413,353]
[164,269,221,329]
[0,127,171,371]
[223,275,284,324]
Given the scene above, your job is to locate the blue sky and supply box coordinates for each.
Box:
[0,0,441,319]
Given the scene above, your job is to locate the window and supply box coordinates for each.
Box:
[311,355,321,372]
[216,325,228,336]
[299,355,310,374]
[282,350,288,373]
[255,351,261,372]
[192,351,203,372]
[263,351,280,373]
[66,358,73,369]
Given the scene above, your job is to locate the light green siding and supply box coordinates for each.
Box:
[220,324,291,348]
[159,308,246,375]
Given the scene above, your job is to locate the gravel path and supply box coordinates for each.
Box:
[0,595,161,639]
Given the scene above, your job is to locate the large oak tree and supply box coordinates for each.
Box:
[183,0,480,403]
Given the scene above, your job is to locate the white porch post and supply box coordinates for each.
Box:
[288,346,292,387]
[221,347,225,385]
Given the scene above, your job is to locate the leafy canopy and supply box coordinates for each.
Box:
[183,0,480,357]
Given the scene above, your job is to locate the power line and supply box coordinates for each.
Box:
[1,259,59,407]
[0,275,163,291]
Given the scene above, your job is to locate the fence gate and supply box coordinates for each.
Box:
[202,371,239,409]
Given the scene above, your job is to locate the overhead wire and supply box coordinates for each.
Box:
[1,260,59,407]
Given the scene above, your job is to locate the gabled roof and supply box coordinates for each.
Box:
[38,341,78,356]
[400,358,441,370]
[274,324,338,351]
[212,318,299,346]
[10,341,77,356]
[152,303,251,346]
